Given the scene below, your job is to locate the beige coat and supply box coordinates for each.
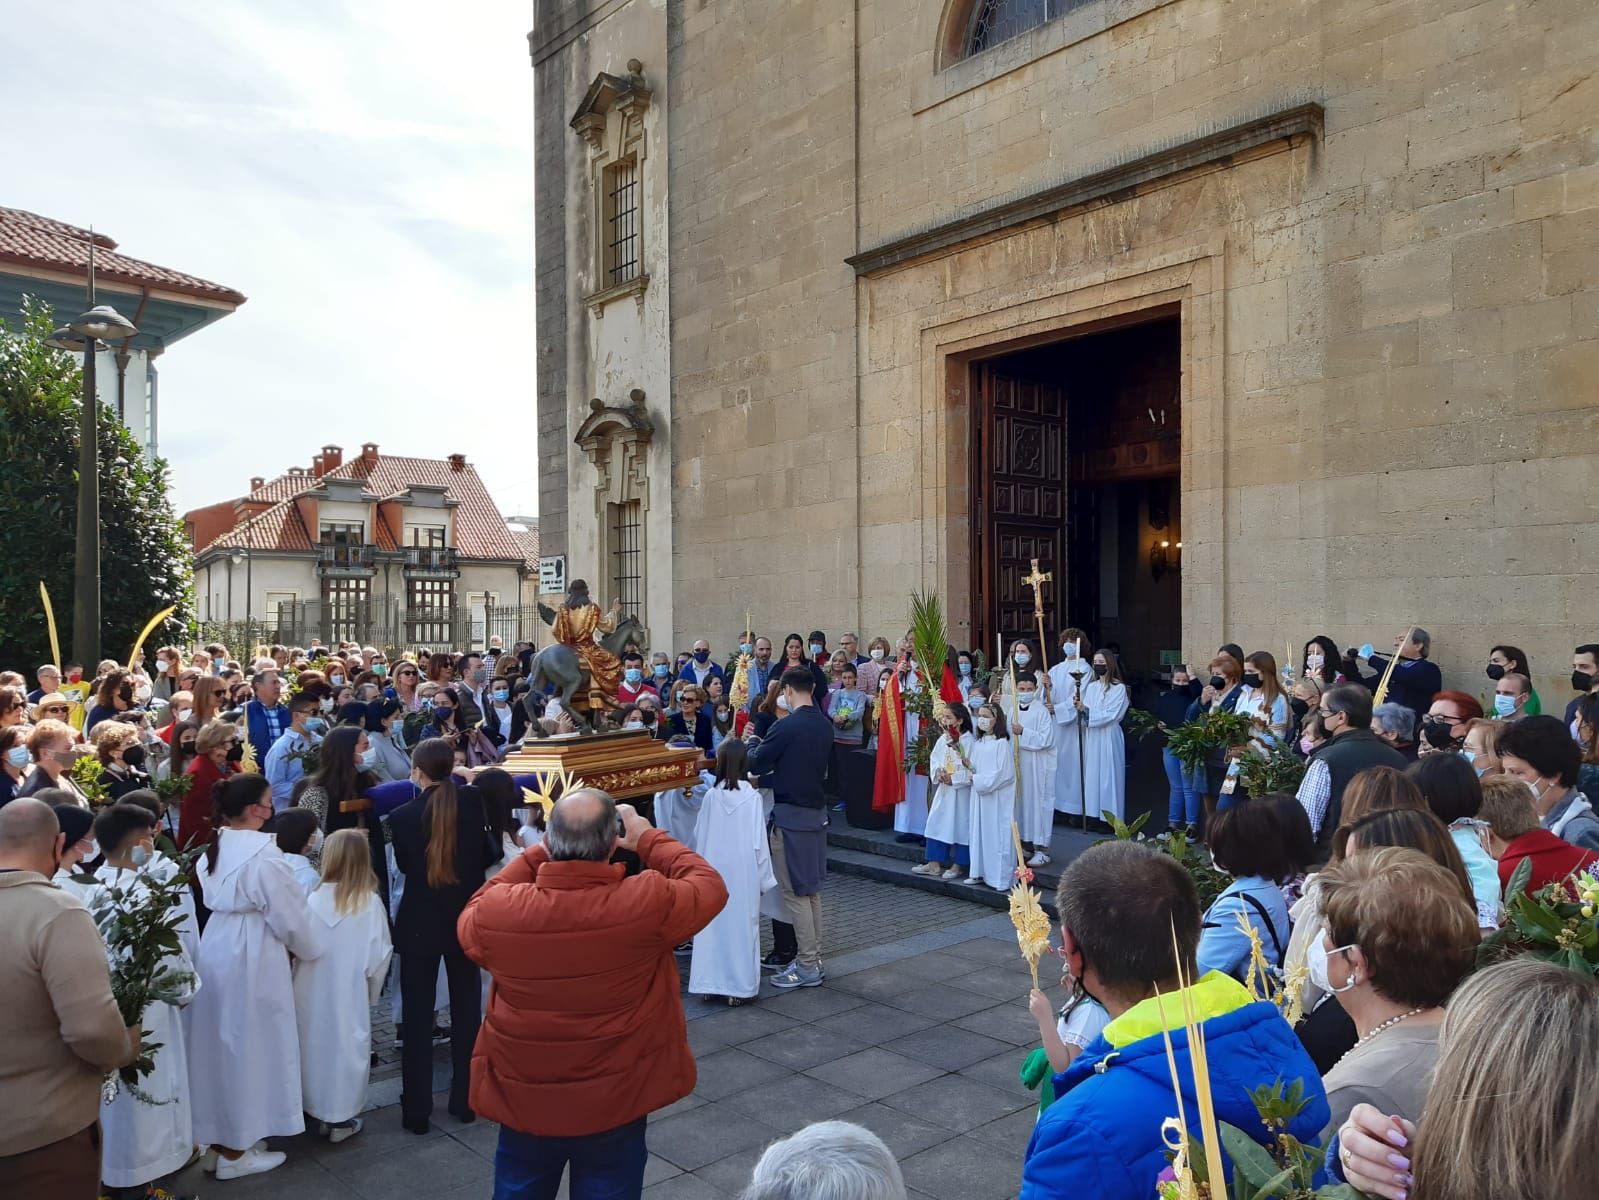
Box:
[0,870,133,1156]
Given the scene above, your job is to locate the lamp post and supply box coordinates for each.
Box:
[47,301,138,667]
[230,545,253,635]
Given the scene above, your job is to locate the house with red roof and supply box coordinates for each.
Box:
[0,207,244,459]
[185,444,535,651]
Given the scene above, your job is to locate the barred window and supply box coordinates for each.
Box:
[609,500,642,615]
[322,576,368,645]
[408,578,454,646]
[604,158,640,288]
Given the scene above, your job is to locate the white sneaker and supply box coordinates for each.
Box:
[214,1146,287,1180]
[327,1117,363,1144]
[962,875,984,886]
[941,865,965,880]
[911,861,944,876]
[1027,851,1051,867]
[203,1141,266,1173]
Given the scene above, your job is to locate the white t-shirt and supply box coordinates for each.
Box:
[1057,997,1111,1050]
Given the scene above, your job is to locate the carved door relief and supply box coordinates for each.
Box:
[971,366,1067,656]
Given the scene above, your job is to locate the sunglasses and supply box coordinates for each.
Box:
[40,706,71,715]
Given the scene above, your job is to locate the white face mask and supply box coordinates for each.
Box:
[359,747,379,769]
[976,715,994,732]
[1308,938,1359,995]
[776,695,791,712]
[307,828,324,854]
[1307,653,1324,671]
[155,660,169,674]
[320,698,335,713]
[175,708,192,723]
[870,648,885,661]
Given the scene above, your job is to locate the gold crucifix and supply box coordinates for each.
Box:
[1022,558,1054,683]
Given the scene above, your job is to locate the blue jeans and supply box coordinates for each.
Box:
[924,837,970,867]
[493,1118,648,1200]
[1163,748,1203,826]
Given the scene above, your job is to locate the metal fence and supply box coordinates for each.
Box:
[239,598,547,656]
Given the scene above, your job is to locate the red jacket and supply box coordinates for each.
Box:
[457,828,727,1137]
[1497,829,1599,894]
[177,756,234,850]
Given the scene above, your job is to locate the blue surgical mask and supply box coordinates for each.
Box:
[305,718,327,735]
[958,662,972,676]
[492,689,509,703]
[1492,693,1517,717]
[1014,652,1031,666]
[740,643,753,655]
[653,664,669,677]
[6,746,30,768]
[129,843,153,869]
[809,644,823,657]
[359,747,379,768]
[625,668,643,685]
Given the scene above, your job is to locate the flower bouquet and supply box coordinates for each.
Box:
[1479,862,1599,977]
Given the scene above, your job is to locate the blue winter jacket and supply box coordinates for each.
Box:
[1021,973,1330,1199]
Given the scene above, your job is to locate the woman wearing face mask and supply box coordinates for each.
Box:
[1574,693,1599,800]
[709,699,737,754]
[1073,649,1130,827]
[857,636,894,695]
[1406,754,1503,930]
[296,725,382,876]
[96,721,152,800]
[150,646,180,702]
[19,719,89,804]
[419,692,461,745]
[155,689,195,746]
[1313,847,1477,1134]
[964,702,1017,891]
[1302,636,1342,688]
[179,721,244,850]
[1290,676,1327,753]
[954,650,978,703]
[1496,714,1599,853]
[478,676,525,749]
[85,668,137,736]
[0,726,34,804]
[363,699,411,783]
[1485,644,1541,715]
[1234,651,1290,750]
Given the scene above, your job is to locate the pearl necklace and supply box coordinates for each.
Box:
[1354,1007,1425,1049]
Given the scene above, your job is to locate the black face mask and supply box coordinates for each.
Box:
[1209,675,1226,690]
[226,744,245,763]
[1485,663,1506,681]
[1242,672,1262,688]
[1420,718,1458,750]
[1573,670,1595,693]
[1091,663,1107,678]
[121,744,146,768]
[1290,697,1309,719]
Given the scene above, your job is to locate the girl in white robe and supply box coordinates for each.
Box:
[917,704,975,879]
[1078,650,1131,823]
[894,664,929,838]
[689,740,777,1003]
[187,774,322,1178]
[965,702,1019,892]
[1013,676,1059,865]
[294,829,393,1138]
[1049,632,1093,819]
[90,811,200,1192]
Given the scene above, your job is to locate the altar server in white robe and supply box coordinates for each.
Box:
[90,803,200,1193]
[654,757,711,853]
[965,702,1018,892]
[894,657,930,839]
[187,773,322,1180]
[1013,673,1059,867]
[1077,649,1131,823]
[294,829,392,1140]
[689,739,777,1003]
[1049,630,1093,820]
[916,702,975,879]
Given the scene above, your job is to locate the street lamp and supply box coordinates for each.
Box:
[46,302,137,667]
[230,545,253,630]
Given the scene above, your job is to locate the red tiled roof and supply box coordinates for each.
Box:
[200,452,525,563]
[508,524,540,566]
[0,207,246,306]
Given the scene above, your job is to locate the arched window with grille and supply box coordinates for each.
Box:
[943,0,1097,64]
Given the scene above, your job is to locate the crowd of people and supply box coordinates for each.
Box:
[1,620,1596,1200]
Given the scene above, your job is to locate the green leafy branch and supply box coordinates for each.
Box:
[1103,812,1231,909]
[1478,861,1599,978]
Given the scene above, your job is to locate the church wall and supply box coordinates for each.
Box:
[532,0,674,642]
[841,0,1599,701]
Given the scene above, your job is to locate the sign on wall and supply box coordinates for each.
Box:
[538,555,567,594]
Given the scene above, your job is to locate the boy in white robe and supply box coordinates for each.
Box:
[1050,634,1093,823]
[1013,676,1059,867]
[89,804,199,1196]
[1077,651,1131,823]
[689,740,777,1003]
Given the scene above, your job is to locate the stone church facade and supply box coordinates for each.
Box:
[532,0,1598,697]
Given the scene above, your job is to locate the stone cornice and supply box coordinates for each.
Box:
[847,103,1323,276]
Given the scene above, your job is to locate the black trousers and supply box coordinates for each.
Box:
[400,944,481,1127]
[770,919,797,960]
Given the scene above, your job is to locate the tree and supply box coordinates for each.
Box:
[0,296,193,668]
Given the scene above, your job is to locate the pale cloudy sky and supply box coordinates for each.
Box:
[2,0,538,518]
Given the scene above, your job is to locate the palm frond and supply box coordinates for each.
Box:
[908,590,948,682]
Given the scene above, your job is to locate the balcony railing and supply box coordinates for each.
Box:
[317,543,375,571]
[403,546,458,572]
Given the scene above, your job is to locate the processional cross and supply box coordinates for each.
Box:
[1022,558,1054,697]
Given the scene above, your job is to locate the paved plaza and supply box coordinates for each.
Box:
[165,875,1042,1199]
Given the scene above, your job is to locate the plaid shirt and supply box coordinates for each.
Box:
[1296,758,1332,837]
